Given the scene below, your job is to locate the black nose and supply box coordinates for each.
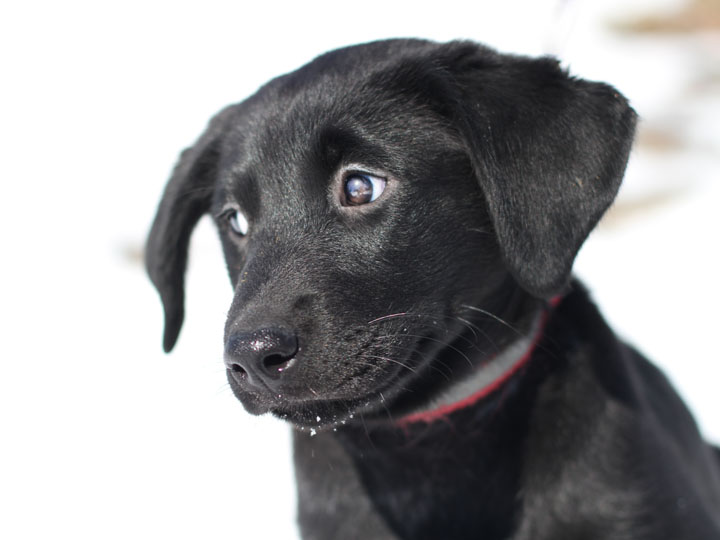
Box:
[224,327,299,388]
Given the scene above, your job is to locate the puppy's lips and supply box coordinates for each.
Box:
[225,367,402,428]
[271,395,387,430]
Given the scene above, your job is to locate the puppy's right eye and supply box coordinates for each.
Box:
[343,173,387,206]
[228,210,249,236]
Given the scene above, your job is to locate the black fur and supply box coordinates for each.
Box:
[146,39,720,538]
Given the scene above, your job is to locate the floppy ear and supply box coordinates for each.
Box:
[445,44,637,298]
[145,106,235,352]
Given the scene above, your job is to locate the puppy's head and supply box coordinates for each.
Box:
[146,39,635,427]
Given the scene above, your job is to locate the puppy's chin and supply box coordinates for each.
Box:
[226,372,391,429]
[240,393,387,430]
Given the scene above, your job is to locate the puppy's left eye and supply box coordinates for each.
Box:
[343,173,387,206]
[227,209,249,236]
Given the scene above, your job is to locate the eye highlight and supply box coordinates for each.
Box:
[343,173,387,206]
[227,209,249,236]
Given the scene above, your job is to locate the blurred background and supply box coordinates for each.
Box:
[1,0,718,537]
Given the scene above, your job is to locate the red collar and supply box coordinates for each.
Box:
[397,297,560,426]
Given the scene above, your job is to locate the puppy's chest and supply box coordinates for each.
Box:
[293,417,526,540]
[293,430,398,540]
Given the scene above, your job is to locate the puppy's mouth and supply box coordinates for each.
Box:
[225,373,387,429]
[225,362,409,429]
[225,328,476,430]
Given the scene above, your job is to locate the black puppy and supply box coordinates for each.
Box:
[146,39,720,539]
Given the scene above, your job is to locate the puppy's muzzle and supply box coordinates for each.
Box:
[224,327,298,389]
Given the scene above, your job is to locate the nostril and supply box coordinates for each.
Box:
[230,363,247,375]
[263,353,294,375]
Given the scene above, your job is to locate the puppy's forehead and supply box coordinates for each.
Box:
[220,40,460,185]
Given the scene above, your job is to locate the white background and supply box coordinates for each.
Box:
[1,0,718,538]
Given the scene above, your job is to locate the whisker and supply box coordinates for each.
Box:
[367,312,408,324]
[461,304,522,335]
[367,312,489,353]
[408,324,485,352]
[467,228,493,236]
[378,392,395,423]
[380,343,454,379]
[213,382,234,397]
[374,333,474,369]
[365,310,504,349]
[360,344,454,382]
[455,316,501,354]
[361,354,418,374]
[424,358,454,381]
[455,316,480,341]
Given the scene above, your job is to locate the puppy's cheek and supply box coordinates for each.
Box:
[288,356,398,400]
[327,365,401,399]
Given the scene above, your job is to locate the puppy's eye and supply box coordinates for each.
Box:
[343,173,387,206]
[228,210,249,236]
